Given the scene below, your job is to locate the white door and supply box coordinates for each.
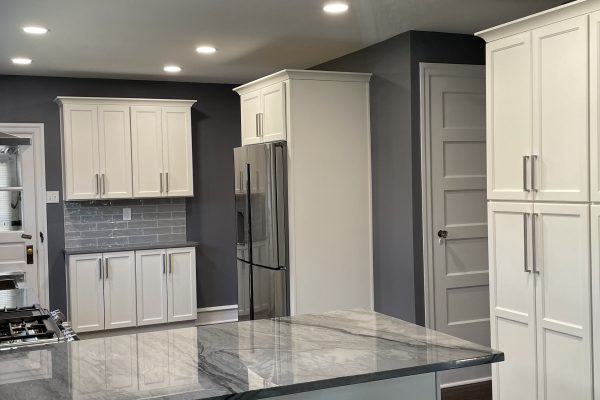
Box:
[162,107,193,197]
[589,12,600,202]
[590,205,600,396]
[103,251,136,330]
[137,331,170,390]
[98,105,132,199]
[169,328,198,386]
[532,16,589,202]
[486,33,533,201]
[0,126,45,302]
[167,247,197,322]
[105,335,138,392]
[131,106,164,198]
[261,82,287,143]
[487,202,537,400]
[240,89,262,146]
[532,203,592,400]
[422,63,489,386]
[69,254,104,332]
[62,104,100,200]
[136,249,168,325]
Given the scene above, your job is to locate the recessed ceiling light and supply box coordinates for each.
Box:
[23,26,49,35]
[323,2,349,14]
[11,58,32,65]
[196,46,217,54]
[163,65,181,73]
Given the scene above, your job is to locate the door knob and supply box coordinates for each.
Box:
[437,230,448,239]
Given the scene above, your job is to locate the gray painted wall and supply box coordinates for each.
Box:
[314,31,484,325]
[0,75,240,313]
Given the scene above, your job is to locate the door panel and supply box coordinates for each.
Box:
[488,202,536,400]
[68,254,104,333]
[162,107,193,197]
[167,248,196,322]
[62,104,100,200]
[131,106,164,198]
[532,16,589,202]
[135,250,168,326]
[533,203,592,400]
[590,205,600,397]
[103,251,136,330]
[98,105,132,199]
[486,33,533,201]
[591,12,600,201]
[426,64,489,385]
[240,90,261,146]
[261,82,287,142]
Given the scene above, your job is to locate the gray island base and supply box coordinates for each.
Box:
[0,310,503,400]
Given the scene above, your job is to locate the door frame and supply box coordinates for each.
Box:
[419,63,489,388]
[0,123,49,306]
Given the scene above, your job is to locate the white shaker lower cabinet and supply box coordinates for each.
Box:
[69,253,105,333]
[135,250,169,326]
[589,205,600,399]
[103,252,137,330]
[136,247,197,326]
[488,202,592,400]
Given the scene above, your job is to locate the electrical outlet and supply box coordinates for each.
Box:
[46,191,60,204]
[123,208,132,221]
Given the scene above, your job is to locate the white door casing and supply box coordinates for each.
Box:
[135,249,168,326]
[162,106,193,197]
[532,203,592,400]
[487,202,537,400]
[486,33,533,201]
[103,251,136,330]
[420,63,489,387]
[131,106,164,198]
[68,253,104,333]
[98,105,132,199]
[532,16,589,202]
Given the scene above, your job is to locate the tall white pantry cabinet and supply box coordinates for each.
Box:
[477,1,600,399]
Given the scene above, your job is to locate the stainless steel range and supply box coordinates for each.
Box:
[0,289,77,350]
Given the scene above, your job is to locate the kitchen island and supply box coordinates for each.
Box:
[0,309,502,399]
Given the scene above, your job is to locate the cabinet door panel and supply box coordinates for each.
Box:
[98,105,132,199]
[167,248,197,322]
[591,12,600,201]
[486,33,533,201]
[103,252,136,330]
[62,104,100,200]
[532,16,589,202]
[590,206,600,398]
[131,106,164,198]
[162,107,193,197]
[240,90,262,145]
[261,82,287,143]
[533,203,592,400]
[69,254,104,333]
[135,250,168,325]
[487,202,536,400]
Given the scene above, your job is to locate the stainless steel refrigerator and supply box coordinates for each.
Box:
[234,142,289,321]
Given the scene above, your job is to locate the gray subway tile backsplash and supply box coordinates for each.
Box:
[63,198,187,249]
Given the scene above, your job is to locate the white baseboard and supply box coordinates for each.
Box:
[439,376,491,389]
[196,304,238,326]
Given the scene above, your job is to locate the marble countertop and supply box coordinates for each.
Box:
[63,241,199,255]
[0,310,503,400]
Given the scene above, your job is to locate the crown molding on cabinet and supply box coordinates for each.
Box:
[54,96,197,107]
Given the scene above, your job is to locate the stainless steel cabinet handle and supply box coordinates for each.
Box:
[523,156,530,192]
[98,258,102,280]
[532,213,539,273]
[105,258,109,279]
[255,114,260,137]
[523,213,529,272]
[531,155,538,192]
[259,113,263,137]
[102,174,106,195]
[168,254,172,274]
[166,172,169,193]
[162,254,166,274]
[95,174,99,195]
[160,172,163,194]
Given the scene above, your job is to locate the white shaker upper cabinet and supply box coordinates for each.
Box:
[240,89,262,146]
[260,82,287,143]
[486,33,533,201]
[61,104,101,200]
[590,12,600,202]
[532,16,589,202]
[98,105,132,199]
[487,202,537,400]
[131,106,164,198]
[162,107,194,197]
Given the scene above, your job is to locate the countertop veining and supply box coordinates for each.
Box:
[0,309,503,400]
[63,241,199,255]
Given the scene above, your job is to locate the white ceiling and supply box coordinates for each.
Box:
[0,0,565,84]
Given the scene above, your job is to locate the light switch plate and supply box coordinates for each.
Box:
[123,208,132,221]
[46,191,60,204]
